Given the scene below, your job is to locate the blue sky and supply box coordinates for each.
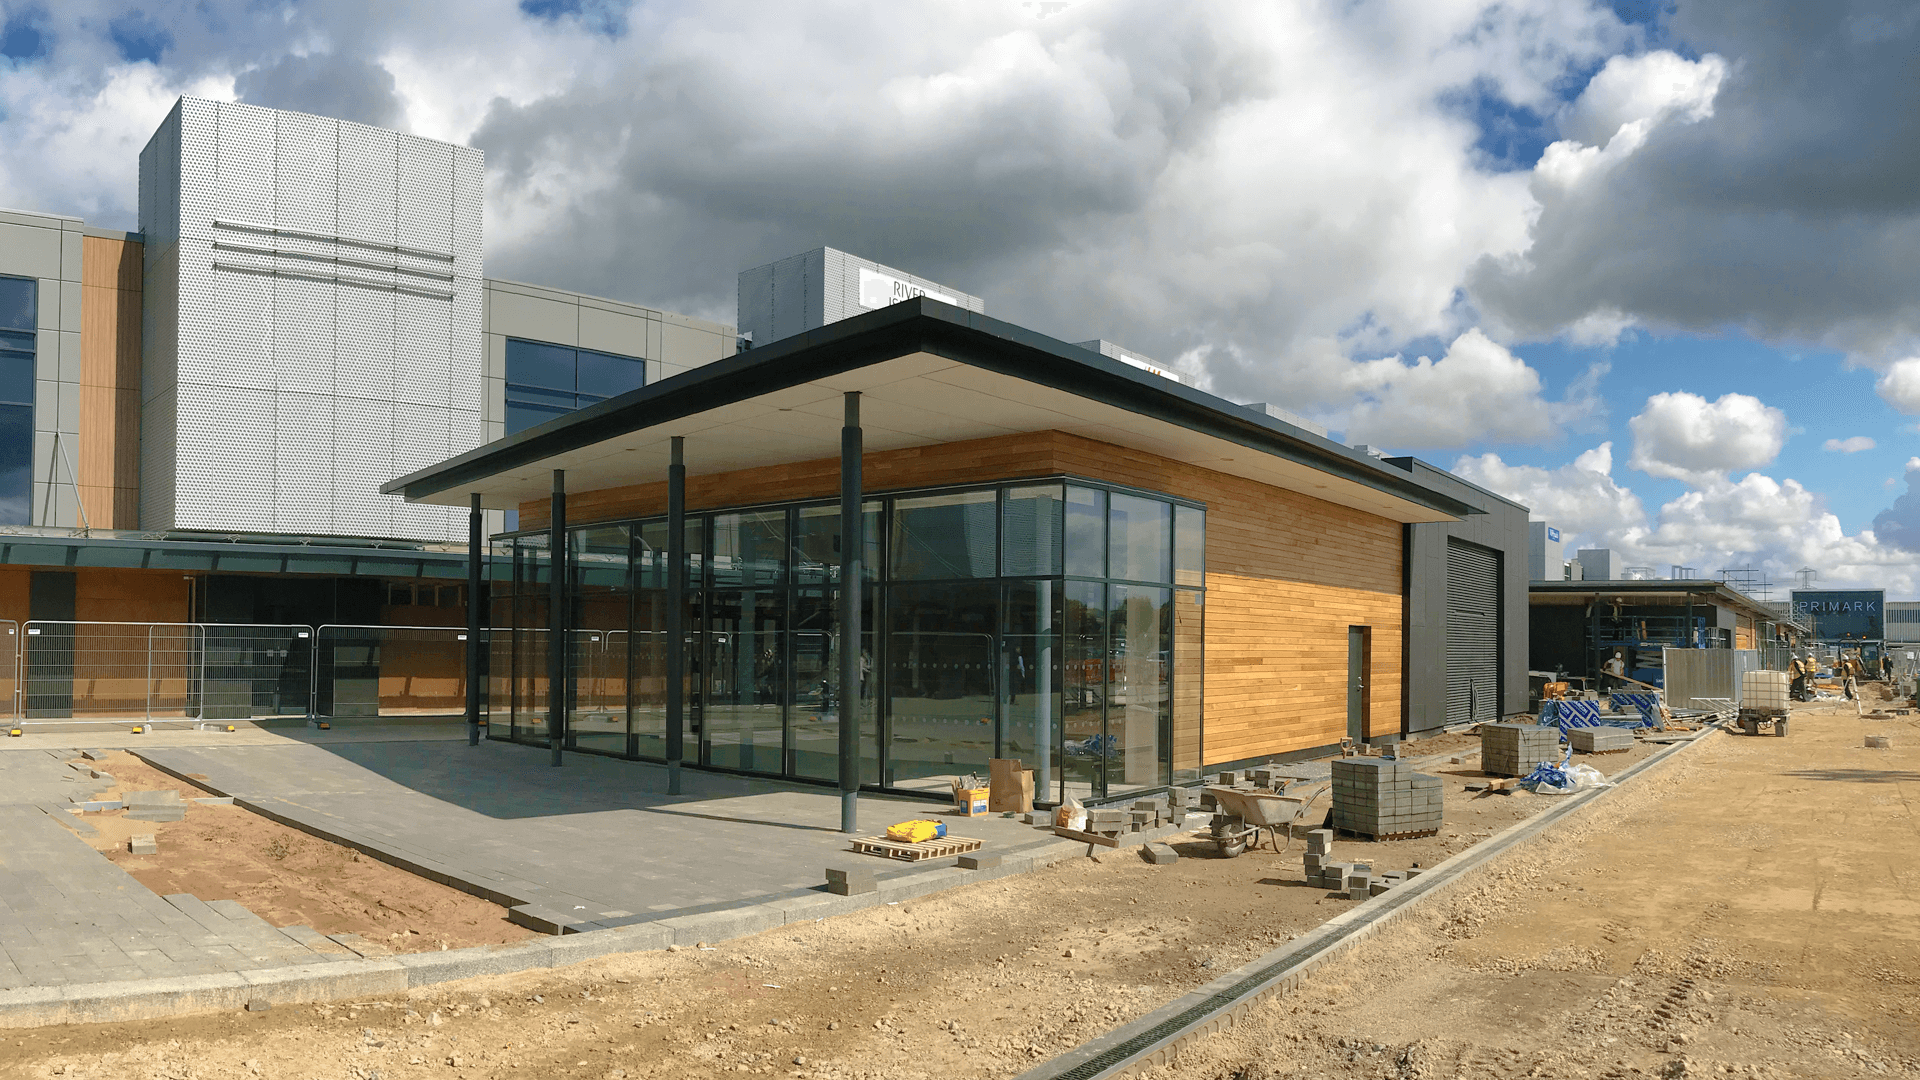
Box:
[0,0,1915,591]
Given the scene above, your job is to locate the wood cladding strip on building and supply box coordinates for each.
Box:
[78,235,143,529]
[519,427,1411,762]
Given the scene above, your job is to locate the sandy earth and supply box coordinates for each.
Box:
[71,751,530,952]
[1148,699,1920,1080]
[0,731,1695,1080]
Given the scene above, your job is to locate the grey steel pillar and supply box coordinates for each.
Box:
[839,393,863,834]
[548,470,566,766]
[665,437,686,796]
[466,492,483,747]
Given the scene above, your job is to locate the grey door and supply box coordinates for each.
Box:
[1347,625,1368,741]
[1445,540,1501,724]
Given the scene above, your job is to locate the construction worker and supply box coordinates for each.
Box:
[1788,655,1810,702]
[1881,653,1894,682]
[1840,651,1860,701]
[1600,649,1626,692]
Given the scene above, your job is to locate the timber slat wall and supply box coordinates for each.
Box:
[78,236,143,528]
[521,429,1406,761]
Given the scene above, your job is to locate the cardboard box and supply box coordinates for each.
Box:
[988,757,1035,813]
[951,776,990,816]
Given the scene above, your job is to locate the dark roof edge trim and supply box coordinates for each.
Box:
[384,299,1483,519]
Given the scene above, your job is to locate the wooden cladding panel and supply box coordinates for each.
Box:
[525,427,1406,764]
[78,235,142,529]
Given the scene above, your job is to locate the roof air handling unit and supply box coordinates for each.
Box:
[736,247,985,348]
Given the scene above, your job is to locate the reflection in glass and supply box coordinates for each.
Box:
[1061,580,1106,799]
[1065,487,1105,578]
[568,525,632,755]
[508,536,551,745]
[712,510,786,588]
[1109,493,1171,584]
[886,583,999,788]
[1002,580,1060,802]
[892,490,997,579]
[1172,589,1204,782]
[1107,585,1171,794]
[1002,484,1064,576]
[794,501,883,584]
[1175,505,1206,587]
[703,589,785,772]
[789,588,877,784]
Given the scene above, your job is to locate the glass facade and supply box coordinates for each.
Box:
[0,276,33,526]
[494,477,1204,801]
[504,337,647,434]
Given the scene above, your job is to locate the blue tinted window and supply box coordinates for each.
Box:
[0,352,33,407]
[0,403,29,525]
[576,348,646,398]
[506,384,577,410]
[0,277,34,332]
[507,401,570,434]
[505,339,577,391]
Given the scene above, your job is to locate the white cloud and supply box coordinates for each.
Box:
[1823,435,1876,453]
[1875,358,1920,413]
[1339,330,1557,449]
[1627,391,1786,484]
[1464,444,1920,596]
[1556,49,1727,148]
[1453,442,1647,550]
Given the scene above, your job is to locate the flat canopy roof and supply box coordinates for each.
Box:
[1531,580,1807,629]
[384,299,1481,523]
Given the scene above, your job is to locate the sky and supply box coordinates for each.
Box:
[2,0,1919,595]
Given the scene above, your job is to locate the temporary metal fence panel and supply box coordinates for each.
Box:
[19,621,314,725]
[1662,648,1760,709]
[313,624,474,719]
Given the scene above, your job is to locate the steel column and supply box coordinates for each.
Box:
[548,471,566,766]
[666,437,686,796]
[839,393,863,834]
[466,493,483,747]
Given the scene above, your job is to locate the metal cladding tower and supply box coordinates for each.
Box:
[137,97,484,540]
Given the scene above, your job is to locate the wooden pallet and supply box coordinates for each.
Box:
[850,834,985,862]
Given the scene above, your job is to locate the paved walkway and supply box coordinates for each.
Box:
[0,751,355,990]
[138,738,1067,933]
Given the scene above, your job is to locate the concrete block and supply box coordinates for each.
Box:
[396,942,557,987]
[654,904,787,947]
[1141,843,1179,865]
[129,835,157,855]
[956,853,1001,870]
[238,959,408,1004]
[1347,884,1369,901]
[1369,879,1392,896]
[547,924,672,968]
[80,749,109,761]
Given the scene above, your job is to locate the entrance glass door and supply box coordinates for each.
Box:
[885,583,998,793]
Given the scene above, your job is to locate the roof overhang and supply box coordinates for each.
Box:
[384,299,1481,523]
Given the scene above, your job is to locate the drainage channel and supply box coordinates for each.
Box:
[1012,725,1723,1080]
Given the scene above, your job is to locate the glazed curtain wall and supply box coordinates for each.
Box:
[493,478,1203,800]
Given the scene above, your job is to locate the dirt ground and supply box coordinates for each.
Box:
[0,729,1691,1080]
[1147,695,1920,1080]
[70,750,530,952]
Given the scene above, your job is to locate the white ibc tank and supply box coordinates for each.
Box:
[1741,669,1789,711]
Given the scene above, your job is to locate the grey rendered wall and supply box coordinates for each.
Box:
[0,206,86,528]
[1389,457,1531,735]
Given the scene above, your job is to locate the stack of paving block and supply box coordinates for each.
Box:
[1480,722,1562,778]
[1301,828,1339,886]
[1330,757,1443,839]
[1568,725,1633,754]
[1082,796,1178,839]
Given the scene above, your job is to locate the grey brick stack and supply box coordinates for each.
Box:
[1330,757,1443,838]
[1480,723,1561,777]
[1568,726,1633,753]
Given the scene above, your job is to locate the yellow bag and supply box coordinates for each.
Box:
[885,819,947,844]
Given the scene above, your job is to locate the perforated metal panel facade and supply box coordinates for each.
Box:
[138,98,483,541]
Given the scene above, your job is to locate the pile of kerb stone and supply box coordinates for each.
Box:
[1330,757,1443,839]
[1302,829,1423,899]
[1568,725,1633,753]
[1082,788,1188,839]
[1480,722,1562,777]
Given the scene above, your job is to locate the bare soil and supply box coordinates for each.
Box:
[73,750,530,953]
[0,734,1679,1079]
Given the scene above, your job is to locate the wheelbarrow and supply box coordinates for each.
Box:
[1204,785,1316,858]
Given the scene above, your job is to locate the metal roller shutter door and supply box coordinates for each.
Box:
[1446,540,1500,725]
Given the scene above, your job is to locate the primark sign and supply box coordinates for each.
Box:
[1791,589,1885,642]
